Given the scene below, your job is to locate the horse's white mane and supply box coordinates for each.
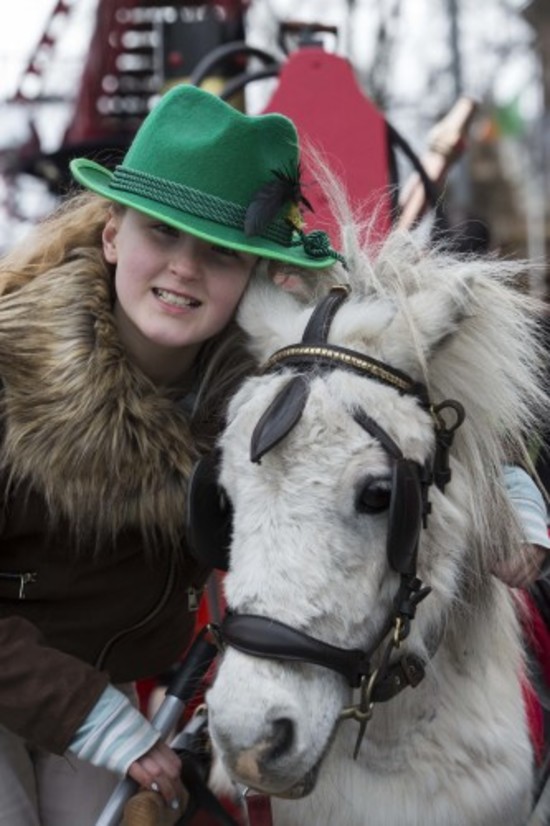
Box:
[239,190,548,583]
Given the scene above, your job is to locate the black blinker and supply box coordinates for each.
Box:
[386,459,424,576]
[186,451,232,571]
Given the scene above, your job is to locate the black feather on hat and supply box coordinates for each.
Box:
[244,164,313,237]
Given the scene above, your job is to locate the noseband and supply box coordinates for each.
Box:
[212,286,464,756]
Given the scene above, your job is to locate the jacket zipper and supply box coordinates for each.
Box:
[0,571,37,599]
[94,560,202,670]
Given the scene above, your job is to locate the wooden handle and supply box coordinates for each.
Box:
[122,789,189,826]
[397,96,478,229]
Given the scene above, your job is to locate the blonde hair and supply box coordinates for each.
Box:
[0,191,112,295]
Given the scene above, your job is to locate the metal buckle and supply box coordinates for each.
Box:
[339,669,379,758]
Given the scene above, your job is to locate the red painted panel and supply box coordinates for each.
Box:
[262,49,392,248]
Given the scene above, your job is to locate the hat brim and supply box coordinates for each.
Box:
[70,158,336,270]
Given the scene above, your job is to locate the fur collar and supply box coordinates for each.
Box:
[0,252,197,553]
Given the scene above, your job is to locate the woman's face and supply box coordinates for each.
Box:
[103,208,256,382]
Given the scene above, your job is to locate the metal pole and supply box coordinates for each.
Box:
[447,0,462,100]
[95,627,218,826]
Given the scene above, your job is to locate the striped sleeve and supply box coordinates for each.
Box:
[68,684,161,775]
[503,464,550,549]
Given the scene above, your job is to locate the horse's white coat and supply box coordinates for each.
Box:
[206,227,546,825]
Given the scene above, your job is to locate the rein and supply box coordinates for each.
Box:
[213,286,464,757]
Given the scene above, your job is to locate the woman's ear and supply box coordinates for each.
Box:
[102,212,119,264]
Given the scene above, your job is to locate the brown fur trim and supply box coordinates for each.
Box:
[0,250,197,554]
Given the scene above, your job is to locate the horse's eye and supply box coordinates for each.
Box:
[355,477,392,514]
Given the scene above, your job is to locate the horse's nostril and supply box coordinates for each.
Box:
[267,717,295,762]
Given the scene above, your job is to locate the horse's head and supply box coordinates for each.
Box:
[201,231,544,798]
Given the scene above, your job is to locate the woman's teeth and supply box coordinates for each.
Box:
[154,288,200,308]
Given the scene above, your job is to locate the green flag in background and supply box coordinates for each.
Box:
[494,96,525,137]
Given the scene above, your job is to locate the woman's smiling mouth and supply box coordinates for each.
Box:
[153,287,202,308]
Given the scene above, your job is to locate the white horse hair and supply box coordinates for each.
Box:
[206,208,548,825]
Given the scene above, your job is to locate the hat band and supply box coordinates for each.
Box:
[109,167,294,247]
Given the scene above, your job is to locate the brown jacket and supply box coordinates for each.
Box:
[0,260,210,755]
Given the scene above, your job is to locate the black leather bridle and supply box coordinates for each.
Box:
[197,286,465,756]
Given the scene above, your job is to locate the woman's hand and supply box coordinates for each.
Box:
[127,740,187,813]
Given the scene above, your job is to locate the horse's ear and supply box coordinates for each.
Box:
[377,277,476,369]
[238,273,313,363]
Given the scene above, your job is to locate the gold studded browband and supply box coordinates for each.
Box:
[260,343,429,404]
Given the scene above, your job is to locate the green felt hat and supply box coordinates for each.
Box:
[70,84,343,269]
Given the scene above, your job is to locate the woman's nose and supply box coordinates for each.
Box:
[169,238,203,279]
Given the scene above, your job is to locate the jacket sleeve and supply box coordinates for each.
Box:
[69,684,160,774]
[0,614,110,754]
[503,464,550,549]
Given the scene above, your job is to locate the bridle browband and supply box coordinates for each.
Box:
[262,343,427,398]
[212,286,464,757]
[262,284,429,401]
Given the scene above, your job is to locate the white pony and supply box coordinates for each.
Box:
[204,219,547,826]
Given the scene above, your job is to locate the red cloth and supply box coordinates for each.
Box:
[523,675,545,765]
[189,795,272,825]
[520,591,550,765]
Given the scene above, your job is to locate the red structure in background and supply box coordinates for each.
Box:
[5,0,249,192]
[262,48,393,248]
[64,0,248,147]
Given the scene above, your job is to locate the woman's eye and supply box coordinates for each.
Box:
[152,223,178,238]
[211,243,239,259]
[355,477,392,514]
[146,221,179,243]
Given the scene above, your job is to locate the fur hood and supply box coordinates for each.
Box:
[0,252,198,554]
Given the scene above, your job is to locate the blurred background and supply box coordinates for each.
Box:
[0,0,548,294]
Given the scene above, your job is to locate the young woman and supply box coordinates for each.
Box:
[0,84,343,825]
